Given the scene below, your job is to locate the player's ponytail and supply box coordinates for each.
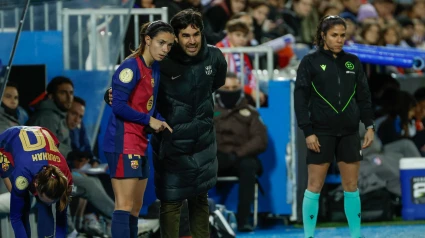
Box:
[127,22,150,60]
[126,21,174,60]
[36,165,71,212]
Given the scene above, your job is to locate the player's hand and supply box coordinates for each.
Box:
[149,117,173,133]
[108,88,112,105]
[306,134,321,153]
[362,128,374,149]
[251,91,266,105]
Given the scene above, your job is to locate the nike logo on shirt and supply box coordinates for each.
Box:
[171,75,181,80]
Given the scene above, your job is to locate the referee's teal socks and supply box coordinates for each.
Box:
[112,210,130,238]
[344,189,362,238]
[303,189,320,238]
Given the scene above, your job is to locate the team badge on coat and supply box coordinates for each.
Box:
[239,109,251,117]
[205,65,212,75]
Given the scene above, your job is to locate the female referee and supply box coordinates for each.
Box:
[294,15,375,238]
[102,20,174,238]
[0,126,73,238]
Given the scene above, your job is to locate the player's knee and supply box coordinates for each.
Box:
[115,200,134,212]
[341,180,357,192]
[307,179,325,193]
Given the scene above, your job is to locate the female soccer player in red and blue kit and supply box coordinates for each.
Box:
[0,126,73,238]
[103,20,174,238]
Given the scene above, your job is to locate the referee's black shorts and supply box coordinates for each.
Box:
[306,133,363,164]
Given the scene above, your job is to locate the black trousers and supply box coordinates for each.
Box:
[217,152,261,226]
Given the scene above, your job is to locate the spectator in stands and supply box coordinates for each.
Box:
[0,81,20,217]
[380,23,401,46]
[0,81,20,132]
[26,76,74,161]
[357,3,379,24]
[248,0,270,44]
[214,72,267,231]
[204,0,248,41]
[321,3,343,18]
[104,20,174,238]
[358,22,381,45]
[340,12,358,45]
[230,12,258,45]
[409,0,425,20]
[68,96,100,168]
[377,90,417,145]
[413,18,425,48]
[67,96,112,236]
[340,0,361,16]
[216,19,266,106]
[372,0,396,26]
[282,0,315,44]
[397,16,416,47]
[413,87,425,155]
[294,15,374,238]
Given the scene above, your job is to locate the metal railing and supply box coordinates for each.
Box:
[219,46,274,108]
[0,1,62,32]
[62,7,168,70]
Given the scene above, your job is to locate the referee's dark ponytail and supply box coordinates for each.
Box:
[36,165,71,212]
[314,15,347,47]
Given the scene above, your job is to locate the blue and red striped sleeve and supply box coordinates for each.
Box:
[112,58,151,125]
[10,172,32,238]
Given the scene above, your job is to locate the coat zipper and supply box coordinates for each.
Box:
[334,59,341,106]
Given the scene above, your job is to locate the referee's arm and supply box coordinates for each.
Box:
[354,58,374,128]
[294,57,314,138]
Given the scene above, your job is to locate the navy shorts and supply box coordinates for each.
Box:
[306,133,363,164]
[104,152,149,179]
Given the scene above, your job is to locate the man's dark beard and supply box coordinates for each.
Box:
[54,98,69,112]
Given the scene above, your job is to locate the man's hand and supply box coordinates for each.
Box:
[108,88,112,105]
[306,134,321,153]
[362,128,374,149]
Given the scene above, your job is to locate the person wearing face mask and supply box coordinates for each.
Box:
[214,72,268,232]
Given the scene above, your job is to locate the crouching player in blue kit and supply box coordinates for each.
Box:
[0,126,73,238]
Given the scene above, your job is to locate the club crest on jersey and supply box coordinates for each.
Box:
[147,96,154,111]
[119,68,133,83]
[2,163,9,172]
[131,160,139,169]
[0,152,10,172]
[205,65,212,75]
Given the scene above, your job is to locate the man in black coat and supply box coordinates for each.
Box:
[152,9,227,238]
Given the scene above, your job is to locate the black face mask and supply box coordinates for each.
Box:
[1,102,18,119]
[216,89,242,109]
